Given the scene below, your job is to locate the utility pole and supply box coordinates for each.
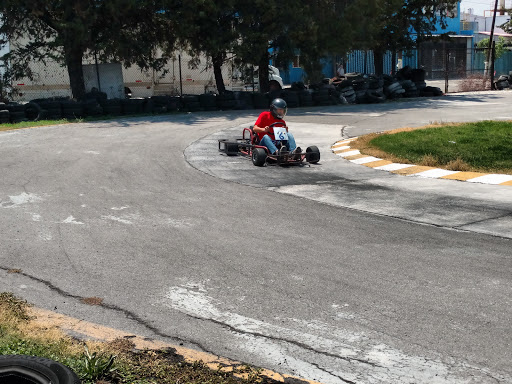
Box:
[486,0,499,89]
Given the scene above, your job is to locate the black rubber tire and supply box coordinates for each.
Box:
[252,147,267,166]
[0,355,81,384]
[24,102,42,121]
[252,93,269,109]
[199,93,217,108]
[306,146,320,164]
[0,110,10,123]
[5,104,25,113]
[9,111,26,123]
[218,100,236,110]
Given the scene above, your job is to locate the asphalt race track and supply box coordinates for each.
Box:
[1,91,512,383]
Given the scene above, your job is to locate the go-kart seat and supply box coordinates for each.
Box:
[250,125,260,145]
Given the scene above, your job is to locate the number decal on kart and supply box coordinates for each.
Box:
[273,127,288,141]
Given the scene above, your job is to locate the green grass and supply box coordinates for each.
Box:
[0,119,71,131]
[0,110,182,132]
[368,121,512,174]
[0,292,273,384]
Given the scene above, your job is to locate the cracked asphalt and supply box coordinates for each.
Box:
[1,91,512,384]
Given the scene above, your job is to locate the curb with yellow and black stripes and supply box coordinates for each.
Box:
[332,138,512,186]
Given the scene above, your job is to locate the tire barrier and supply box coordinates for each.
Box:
[0,73,450,125]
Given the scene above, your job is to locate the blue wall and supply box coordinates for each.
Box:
[279,2,462,83]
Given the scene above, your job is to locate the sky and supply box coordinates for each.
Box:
[461,0,511,15]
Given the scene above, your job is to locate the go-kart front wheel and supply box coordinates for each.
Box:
[306,146,320,164]
[252,148,267,166]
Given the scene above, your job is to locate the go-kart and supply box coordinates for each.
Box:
[218,122,320,167]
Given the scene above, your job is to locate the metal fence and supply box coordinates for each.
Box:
[3,45,512,101]
[2,53,249,102]
[330,46,512,93]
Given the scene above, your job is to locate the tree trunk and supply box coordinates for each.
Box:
[64,45,85,100]
[212,54,226,94]
[374,48,384,76]
[258,52,270,93]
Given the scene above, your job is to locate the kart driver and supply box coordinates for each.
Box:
[253,98,301,157]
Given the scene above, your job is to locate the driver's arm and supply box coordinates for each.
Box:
[253,125,269,134]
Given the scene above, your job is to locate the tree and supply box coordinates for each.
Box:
[477,37,507,60]
[0,0,176,100]
[171,0,240,94]
[296,0,356,82]
[235,0,320,91]
[349,0,459,75]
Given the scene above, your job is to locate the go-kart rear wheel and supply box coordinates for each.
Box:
[306,146,320,164]
[252,148,267,166]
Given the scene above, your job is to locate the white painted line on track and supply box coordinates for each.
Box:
[373,163,416,171]
[466,174,512,184]
[336,150,360,157]
[350,156,382,164]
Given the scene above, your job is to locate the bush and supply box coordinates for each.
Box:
[458,74,490,92]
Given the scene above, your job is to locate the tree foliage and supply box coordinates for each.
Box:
[477,37,508,60]
[349,0,459,74]
[170,0,241,94]
[0,0,177,100]
[0,0,461,97]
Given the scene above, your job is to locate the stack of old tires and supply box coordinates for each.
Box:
[82,99,103,116]
[495,75,510,90]
[346,73,369,103]
[181,94,202,112]
[3,103,27,123]
[411,69,427,93]
[100,99,122,115]
[149,96,166,113]
[312,88,331,106]
[366,75,386,103]
[336,78,356,104]
[216,91,237,110]
[290,82,313,107]
[199,93,217,111]
[0,103,10,123]
[31,99,63,120]
[121,98,145,114]
[298,90,314,106]
[400,80,420,98]
[149,95,181,113]
[233,91,254,110]
[383,75,406,99]
[60,100,84,119]
[252,92,269,109]
[280,89,300,108]
[420,86,444,97]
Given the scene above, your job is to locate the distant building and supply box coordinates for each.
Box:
[461,10,512,44]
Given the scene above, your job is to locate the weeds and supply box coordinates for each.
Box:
[445,157,471,172]
[0,292,283,384]
[81,345,117,382]
[419,154,439,167]
[458,74,491,92]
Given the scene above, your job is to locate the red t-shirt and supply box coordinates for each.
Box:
[254,111,287,141]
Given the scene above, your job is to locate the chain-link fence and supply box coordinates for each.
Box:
[2,51,257,102]
[4,44,512,102]
[336,45,512,93]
